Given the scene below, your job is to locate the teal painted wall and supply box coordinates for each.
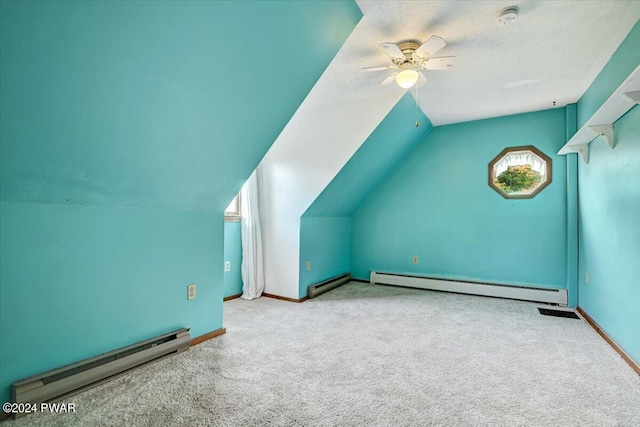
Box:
[299,94,432,297]
[576,22,640,363]
[0,0,361,403]
[299,217,352,297]
[0,0,361,209]
[352,108,568,288]
[565,104,579,308]
[577,107,640,364]
[304,93,432,217]
[0,201,222,398]
[223,222,243,298]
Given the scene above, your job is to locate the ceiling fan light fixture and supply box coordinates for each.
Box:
[396,69,419,89]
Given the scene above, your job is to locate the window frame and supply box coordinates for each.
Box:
[224,194,241,222]
[488,145,552,199]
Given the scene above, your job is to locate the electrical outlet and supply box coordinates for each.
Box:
[306,261,311,271]
[224,261,231,272]
[412,256,419,265]
[187,284,196,300]
[584,273,589,285]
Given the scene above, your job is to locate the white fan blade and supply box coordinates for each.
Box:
[361,65,396,72]
[380,42,404,60]
[415,35,446,59]
[379,72,399,87]
[416,71,428,87]
[420,56,456,70]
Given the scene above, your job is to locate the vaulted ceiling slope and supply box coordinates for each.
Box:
[0,1,361,211]
[304,0,640,126]
[303,92,432,218]
[577,19,640,127]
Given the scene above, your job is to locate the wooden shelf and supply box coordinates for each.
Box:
[558,64,640,163]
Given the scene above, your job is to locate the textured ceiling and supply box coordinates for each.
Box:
[301,0,640,125]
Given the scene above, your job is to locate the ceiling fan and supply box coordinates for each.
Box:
[362,36,455,89]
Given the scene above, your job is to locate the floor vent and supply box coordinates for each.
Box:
[308,273,350,299]
[538,308,580,319]
[11,328,191,416]
[370,272,568,305]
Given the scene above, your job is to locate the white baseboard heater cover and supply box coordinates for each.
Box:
[12,328,191,412]
[370,272,568,306]
[308,273,351,299]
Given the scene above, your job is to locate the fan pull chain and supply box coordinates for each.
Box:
[415,82,419,127]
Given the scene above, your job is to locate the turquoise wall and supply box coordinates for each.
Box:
[0,0,361,209]
[299,217,352,297]
[352,108,568,288]
[576,21,640,363]
[299,94,431,297]
[223,222,243,298]
[0,201,222,398]
[577,107,640,364]
[0,0,361,404]
[565,104,579,308]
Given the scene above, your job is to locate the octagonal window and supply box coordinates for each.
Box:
[489,146,552,199]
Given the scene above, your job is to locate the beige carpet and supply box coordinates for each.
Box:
[8,282,640,426]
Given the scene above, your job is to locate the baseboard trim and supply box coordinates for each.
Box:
[0,330,219,421]
[223,293,242,301]
[190,328,226,347]
[350,278,369,284]
[262,293,308,303]
[577,307,640,375]
[371,271,567,305]
[308,273,350,299]
[0,331,227,420]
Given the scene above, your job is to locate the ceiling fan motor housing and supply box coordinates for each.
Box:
[397,40,421,54]
[393,40,422,66]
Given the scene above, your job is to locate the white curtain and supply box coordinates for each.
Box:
[494,150,546,175]
[240,171,264,300]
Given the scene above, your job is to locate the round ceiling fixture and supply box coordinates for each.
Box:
[395,69,419,89]
[495,6,519,26]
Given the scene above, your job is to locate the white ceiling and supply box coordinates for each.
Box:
[301,0,640,125]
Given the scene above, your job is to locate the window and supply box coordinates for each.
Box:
[224,194,241,222]
[489,146,552,199]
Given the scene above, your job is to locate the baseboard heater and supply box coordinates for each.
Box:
[370,272,568,306]
[308,273,351,299]
[11,328,191,414]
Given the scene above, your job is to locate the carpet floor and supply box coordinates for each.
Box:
[8,282,640,426]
